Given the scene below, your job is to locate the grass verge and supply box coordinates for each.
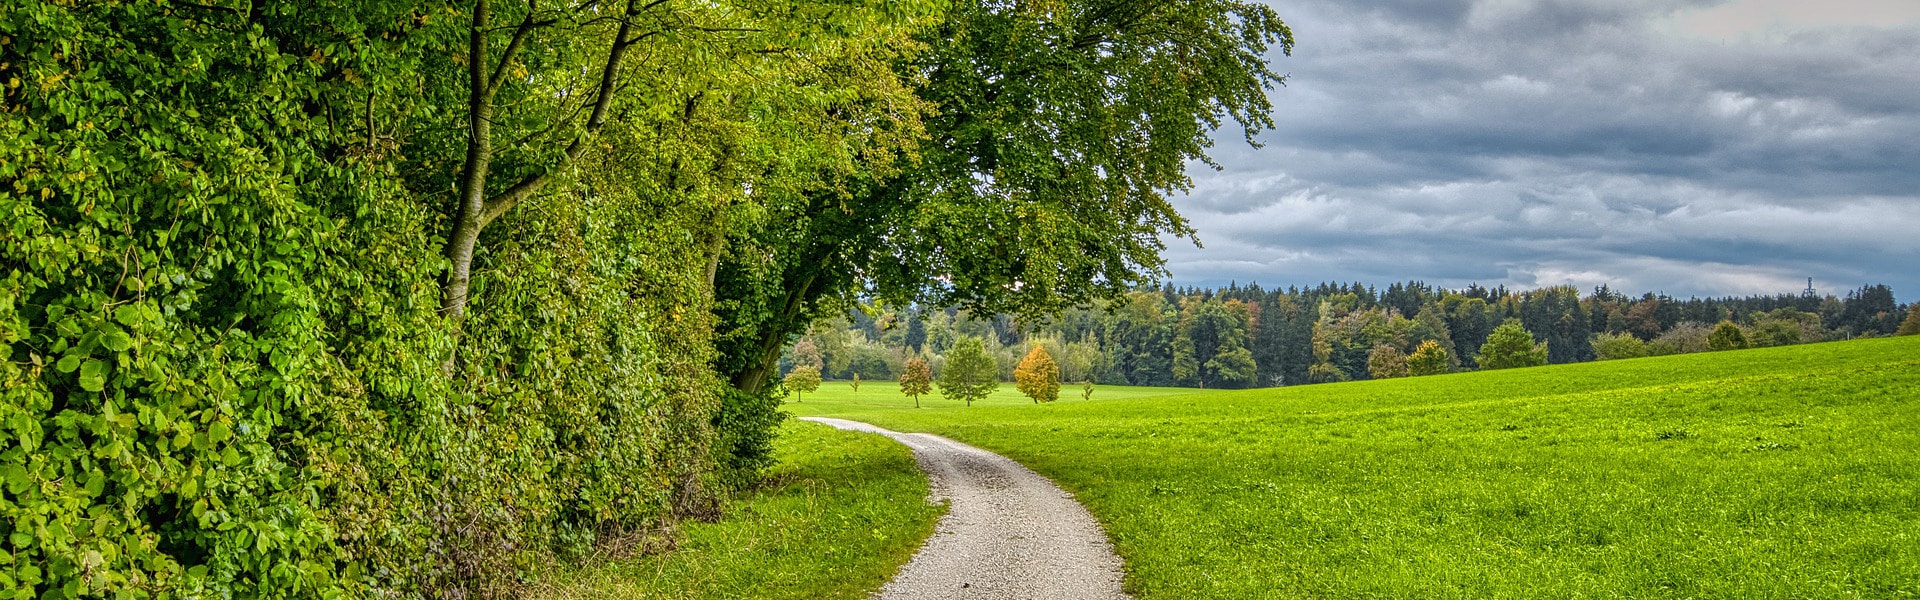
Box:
[533,420,941,600]
[790,337,1920,598]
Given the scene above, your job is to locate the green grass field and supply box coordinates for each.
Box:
[789,337,1920,598]
[534,421,942,600]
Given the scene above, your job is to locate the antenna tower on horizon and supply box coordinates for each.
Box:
[1803,277,1817,298]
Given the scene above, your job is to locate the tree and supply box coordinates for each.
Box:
[1479,319,1549,370]
[1592,333,1650,361]
[900,357,934,408]
[784,365,822,402]
[851,373,861,394]
[1082,381,1096,401]
[709,0,1293,467]
[938,337,1000,407]
[1367,344,1410,379]
[1407,340,1452,376]
[1014,345,1062,403]
[1898,304,1920,336]
[1708,321,1749,351]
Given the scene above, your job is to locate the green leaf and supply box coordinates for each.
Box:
[78,359,107,392]
[209,421,232,445]
[55,354,82,373]
[100,329,133,352]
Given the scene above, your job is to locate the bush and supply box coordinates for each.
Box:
[1708,321,1750,351]
[1366,344,1410,379]
[1478,320,1549,370]
[1592,332,1650,360]
[1407,340,1451,376]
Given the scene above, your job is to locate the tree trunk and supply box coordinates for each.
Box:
[441,0,496,321]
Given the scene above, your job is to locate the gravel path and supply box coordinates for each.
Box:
[800,417,1132,600]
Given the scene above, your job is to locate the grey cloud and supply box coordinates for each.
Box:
[1166,0,1920,301]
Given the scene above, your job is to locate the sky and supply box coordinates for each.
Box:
[1165,0,1920,303]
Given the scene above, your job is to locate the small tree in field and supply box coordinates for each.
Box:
[1708,320,1749,351]
[1082,381,1095,401]
[1367,344,1409,379]
[1407,339,1451,376]
[851,372,861,394]
[1897,304,1920,336]
[900,357,933,408]
[938,337,998,407]
[1014,345,1061,403]
[1479,319,1548,370]
[783,365,821,402]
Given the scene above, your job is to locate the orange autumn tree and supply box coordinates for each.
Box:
[1014,345,1061,403]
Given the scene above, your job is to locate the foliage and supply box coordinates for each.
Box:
[1406,340,1451,376]
[533,420,941,600]
[789,337,1920,599]
[1083,381,1096,401]
[937,338,998,407]
[1477,320,1549,370]
[0,0,934,595]
[783,366,822,401]
[1897,304,1920,336]
[899,358,934,408]
[1708,321,1750,351]
[1366,344,1410,379]
[1014,346,1061,403]
[710,0,1296,471]
[1591,332,1650,361]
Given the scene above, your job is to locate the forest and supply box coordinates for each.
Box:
[784,281,1914,388]
[0,0,1290,597]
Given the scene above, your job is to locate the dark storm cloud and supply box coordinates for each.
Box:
[1167,0,1920,301]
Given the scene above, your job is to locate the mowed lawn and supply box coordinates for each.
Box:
[787,336,1920,598]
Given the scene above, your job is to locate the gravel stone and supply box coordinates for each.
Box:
[801,417,1132,600]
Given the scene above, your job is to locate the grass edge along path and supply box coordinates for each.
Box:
[790,337,1920,598]
[532,420,943,600]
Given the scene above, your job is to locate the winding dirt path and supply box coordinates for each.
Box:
[800,417,1131,600]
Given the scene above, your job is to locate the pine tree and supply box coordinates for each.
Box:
[1014,345,1061,403]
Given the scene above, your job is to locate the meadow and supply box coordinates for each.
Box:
[788,336,1920,598]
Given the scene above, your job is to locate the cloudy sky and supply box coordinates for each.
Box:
[1166,0,1920,302]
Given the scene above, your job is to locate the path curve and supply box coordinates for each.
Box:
[801,417,1132,600]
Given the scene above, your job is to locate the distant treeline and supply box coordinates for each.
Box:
[784,282,1913,388]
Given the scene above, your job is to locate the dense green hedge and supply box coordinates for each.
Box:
[0,3,726,597]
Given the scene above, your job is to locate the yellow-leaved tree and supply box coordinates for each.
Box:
[1014,345,1061,403]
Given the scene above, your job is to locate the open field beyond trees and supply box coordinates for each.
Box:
[788,336,1920,598]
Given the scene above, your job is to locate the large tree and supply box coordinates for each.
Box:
[711,0,1291,465]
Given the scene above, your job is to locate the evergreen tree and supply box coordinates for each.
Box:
[1478,319,1548,370]
[938,337,999,407]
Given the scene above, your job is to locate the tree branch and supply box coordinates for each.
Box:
[478,1,649,226]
